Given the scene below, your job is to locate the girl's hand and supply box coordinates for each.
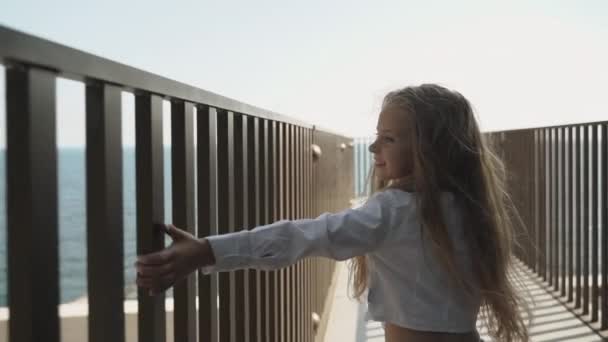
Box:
[135,224,215,296]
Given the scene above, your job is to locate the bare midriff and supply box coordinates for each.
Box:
[384,322,480,342]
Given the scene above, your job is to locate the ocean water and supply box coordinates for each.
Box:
[0,147,179,306]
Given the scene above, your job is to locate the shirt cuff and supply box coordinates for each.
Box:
[200,229,252,275]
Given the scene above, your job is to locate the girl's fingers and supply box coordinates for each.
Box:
[137,272,176,293]
[137,249,172,265]
[136,277,154,288]
[136,261,174,278]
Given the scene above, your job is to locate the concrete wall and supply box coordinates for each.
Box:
[0,298,189,342]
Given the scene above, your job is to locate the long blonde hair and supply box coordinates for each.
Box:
[349,84,530,341]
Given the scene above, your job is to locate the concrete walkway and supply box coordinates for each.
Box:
[324,260,604,342]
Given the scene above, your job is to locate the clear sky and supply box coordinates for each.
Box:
[0,0,607,147]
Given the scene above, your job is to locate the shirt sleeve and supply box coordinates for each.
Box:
[200,191,395,274]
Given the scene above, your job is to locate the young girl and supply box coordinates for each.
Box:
[136,84,529,342]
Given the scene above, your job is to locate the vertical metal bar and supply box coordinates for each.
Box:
[306,129,310,339]
[246,115,261,342]
[543,129,552,282]
[297,126,303,342]
[86,82,125,342]
[293,126,298,342]
[302,127,307,342]
[554,128,559,290]
[197,105,219,342]
[217,110,235,342]
[527,132,532,265]
[517,132,524,261]
[527,131,534,269]
[290,125,296,339]
[551,128,561,291]
[568,125,574,302]
[285,124,291,342]
[521,131,528,262]
[601,123,608,329]
[576,125,582,309]
[303,129,306,342]
[554,127,560,291]
[537,129,543,274]
[535,130,540,274]
[259,119,270,342]
[592,124,599,322]
[540,128,547,281]
[315,129,319,317]
[233,113,247,342]
[561,127,567,296]
[270,120,278,342]
[305,128,311,342]
[289,124,295,342]
[171,100,197,342]
[293,125,298,342]
[278,121,285,342]
[6,66,59,342]
[249,116,262,342]
[534,130,540,273]
[584,124,590,315]
[284,123,291,342]
[548,129,554,285]
[597,123,608,330]
[135,93,166,342]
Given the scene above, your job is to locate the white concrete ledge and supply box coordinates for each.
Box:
[0,296,207,342]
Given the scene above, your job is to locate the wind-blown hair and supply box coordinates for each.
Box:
[348,84,530,341]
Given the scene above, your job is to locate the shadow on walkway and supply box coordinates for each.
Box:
[326,261,605,342]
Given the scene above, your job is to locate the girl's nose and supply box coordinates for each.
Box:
[368,141,377,153]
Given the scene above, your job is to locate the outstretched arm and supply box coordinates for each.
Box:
[136,190,398,295]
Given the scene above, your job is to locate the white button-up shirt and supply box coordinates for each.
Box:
[202,188,481,333]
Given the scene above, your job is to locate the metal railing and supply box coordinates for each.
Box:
[0,25,353,342]
[353,137,374,198]
[488,121,608,331]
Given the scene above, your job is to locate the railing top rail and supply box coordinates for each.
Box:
[484,119,608,134]
[0,25,316,128]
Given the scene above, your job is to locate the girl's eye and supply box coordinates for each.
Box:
[376,134,393,142]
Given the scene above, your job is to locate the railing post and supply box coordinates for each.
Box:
[567,126,574,302]
[296,126,303,342]
[269,120,278,342]
[135,93,166,342]
[171,100,197,342]
[305,127,312,342]
[197,105,219,342]
[278,121,286,342]
[233,113,247,342]
[583,124,590,315]
[258,118,270,342]
[288,124,295,342]
[561,127,567,296]
[591,124,599,322]
[6,65,60,342]
[217,109,235,342]
[85,82,125,342]
[575,125,582,309]
[246,115,261,342]
[601,123,608,329]
[540,128,547,282]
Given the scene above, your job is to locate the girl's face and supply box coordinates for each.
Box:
[368,105,414,181]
